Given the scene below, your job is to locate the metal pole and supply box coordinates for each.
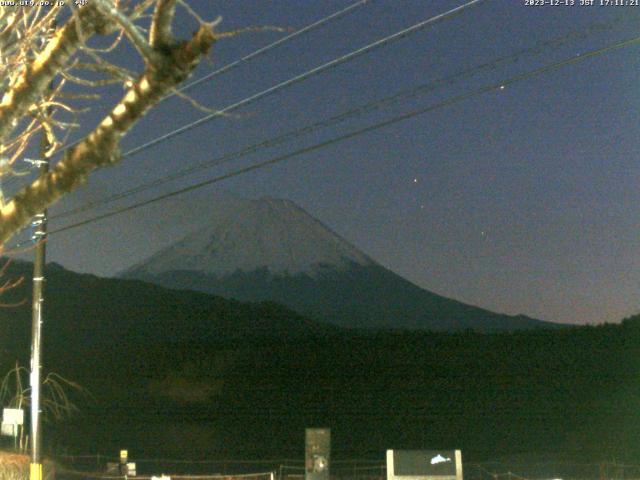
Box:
[30,122,50,480]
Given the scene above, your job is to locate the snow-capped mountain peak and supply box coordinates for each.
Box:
[127,196,374,277]
[122,194,558,332]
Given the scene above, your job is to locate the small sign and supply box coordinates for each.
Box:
[1,423,17,437]
[306,428,331,480]
[126,462,136,476]
[2,408,24,425]
[120,450,128,463]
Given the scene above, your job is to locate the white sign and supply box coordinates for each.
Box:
[386,450,463,480]
[1,423,17,437]
[2,408,24,425]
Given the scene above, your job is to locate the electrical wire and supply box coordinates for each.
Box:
[119,0,485,159]
[4,0,484,225]
[50,12,638,220]
[47,34,640,236]
[5,0,485,231]
[49,0,372,157]
[170,0,372,97]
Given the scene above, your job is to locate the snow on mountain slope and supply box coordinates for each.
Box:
[122,195,560,331]
[127,196,375,277]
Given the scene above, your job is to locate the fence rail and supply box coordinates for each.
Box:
[30,454,640,480]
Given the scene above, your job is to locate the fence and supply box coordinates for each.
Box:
[464,462,640,480]
[47,454,640,480]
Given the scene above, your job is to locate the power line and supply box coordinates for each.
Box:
[48,34,640,236]
[50,13,638,220]
[4,0,483,211]
[171,0,372,97]
[120,0,486,159]
[47,0,372,157]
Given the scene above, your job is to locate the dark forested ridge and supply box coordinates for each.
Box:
[124,263,560,332]
[121,195,559,332]
[0,260,638,462]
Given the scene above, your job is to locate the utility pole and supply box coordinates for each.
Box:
[29,131,49,480]
[30,19,55,475]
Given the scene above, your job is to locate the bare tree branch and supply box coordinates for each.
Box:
[93,0,160,64]
[0,257,25,306]
[0,2,226,247]
[150,0,178,47]
[0,22,216,245]
[0,5,111,144]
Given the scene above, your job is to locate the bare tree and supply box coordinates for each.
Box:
[0,0,221,246]
[0,257,24,304]
[1,362,91,451]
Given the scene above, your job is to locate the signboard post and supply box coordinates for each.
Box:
[119,450,128,476]
[306,428,331,480]
[2,408,24,450]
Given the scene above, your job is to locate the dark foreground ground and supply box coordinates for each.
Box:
[1,263,638,467]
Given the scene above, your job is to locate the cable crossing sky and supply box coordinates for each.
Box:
[47,34,640,237]
[119,0,486,159]
[44,0,373,159]
[50,12,637,221]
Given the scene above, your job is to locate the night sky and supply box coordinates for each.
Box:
[7,0,640,326]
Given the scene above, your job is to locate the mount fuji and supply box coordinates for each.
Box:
[121,196,558,332]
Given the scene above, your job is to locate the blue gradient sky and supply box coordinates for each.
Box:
[9,0,640,325]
